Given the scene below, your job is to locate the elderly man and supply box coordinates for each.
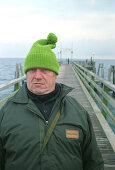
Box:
[0,33,104,170]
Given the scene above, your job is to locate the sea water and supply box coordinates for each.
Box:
[0,58,25,100]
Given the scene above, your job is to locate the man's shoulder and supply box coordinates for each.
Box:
[0,84,27,119]
[0,98,11,124]
[63,94,88,118]
[65,95,85,110]
[61,94,90,131]
[0,96,14,114]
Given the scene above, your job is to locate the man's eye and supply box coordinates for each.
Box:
[30,68,36,72]
[42,69,49,73]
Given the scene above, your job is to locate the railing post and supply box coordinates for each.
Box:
[97,64,100,75]
[92,61,96,73]
[90,75,95,98]
[111,66,115,85]
[20,64,25,85]
[97,63,104,78]
[108,66,112,82]
[112,65,115,95]
[101,67,104,78]
[14,64,20,91]
[102,85,109,118]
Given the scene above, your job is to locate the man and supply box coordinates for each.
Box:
[0,33,104,170]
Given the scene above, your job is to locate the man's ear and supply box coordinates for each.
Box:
[55,73,58,80]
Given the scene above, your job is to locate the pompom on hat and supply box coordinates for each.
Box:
[24,33,59,75]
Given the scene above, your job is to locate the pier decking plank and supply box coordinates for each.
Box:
[57,65,115,169]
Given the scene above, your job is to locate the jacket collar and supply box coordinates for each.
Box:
[11,83,29,103]
[11,83,73,104]
[59,83,73,98]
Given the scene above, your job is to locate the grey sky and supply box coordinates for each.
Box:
[0,0,115,59]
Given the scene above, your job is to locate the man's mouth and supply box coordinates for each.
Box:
[34,82,44,86]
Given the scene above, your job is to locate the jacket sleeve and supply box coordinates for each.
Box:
[82,113,104,170]
[0,108,5,170]
[0,138,5,170]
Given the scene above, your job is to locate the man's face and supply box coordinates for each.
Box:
[26,68,58,95]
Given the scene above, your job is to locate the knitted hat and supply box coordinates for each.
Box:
[24,33,59,75]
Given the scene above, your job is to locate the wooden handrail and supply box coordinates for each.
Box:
[72,62,115,126]
[0,75,26,92]
[74,63,115,92]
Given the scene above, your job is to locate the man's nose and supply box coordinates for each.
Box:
[34,69,42,79]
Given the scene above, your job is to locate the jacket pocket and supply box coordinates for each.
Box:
[48,125,84,170]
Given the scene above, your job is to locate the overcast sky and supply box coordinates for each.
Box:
[0,0,115,59]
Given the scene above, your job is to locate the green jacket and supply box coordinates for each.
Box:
[0,83,104,170]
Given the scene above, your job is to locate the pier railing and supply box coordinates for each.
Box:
[0,64,26,108]
[0,75,26,108]
[72,62,115,127]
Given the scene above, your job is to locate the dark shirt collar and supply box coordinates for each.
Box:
[26,83,60,103]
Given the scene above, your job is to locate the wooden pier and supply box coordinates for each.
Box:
[57,64,115,170]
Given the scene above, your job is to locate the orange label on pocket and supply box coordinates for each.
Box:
[66,129,79,139]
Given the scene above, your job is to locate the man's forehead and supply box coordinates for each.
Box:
[30,68,48,70]
[27,68,57,74]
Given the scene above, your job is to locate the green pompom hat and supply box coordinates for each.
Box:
[24,33,59,75]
